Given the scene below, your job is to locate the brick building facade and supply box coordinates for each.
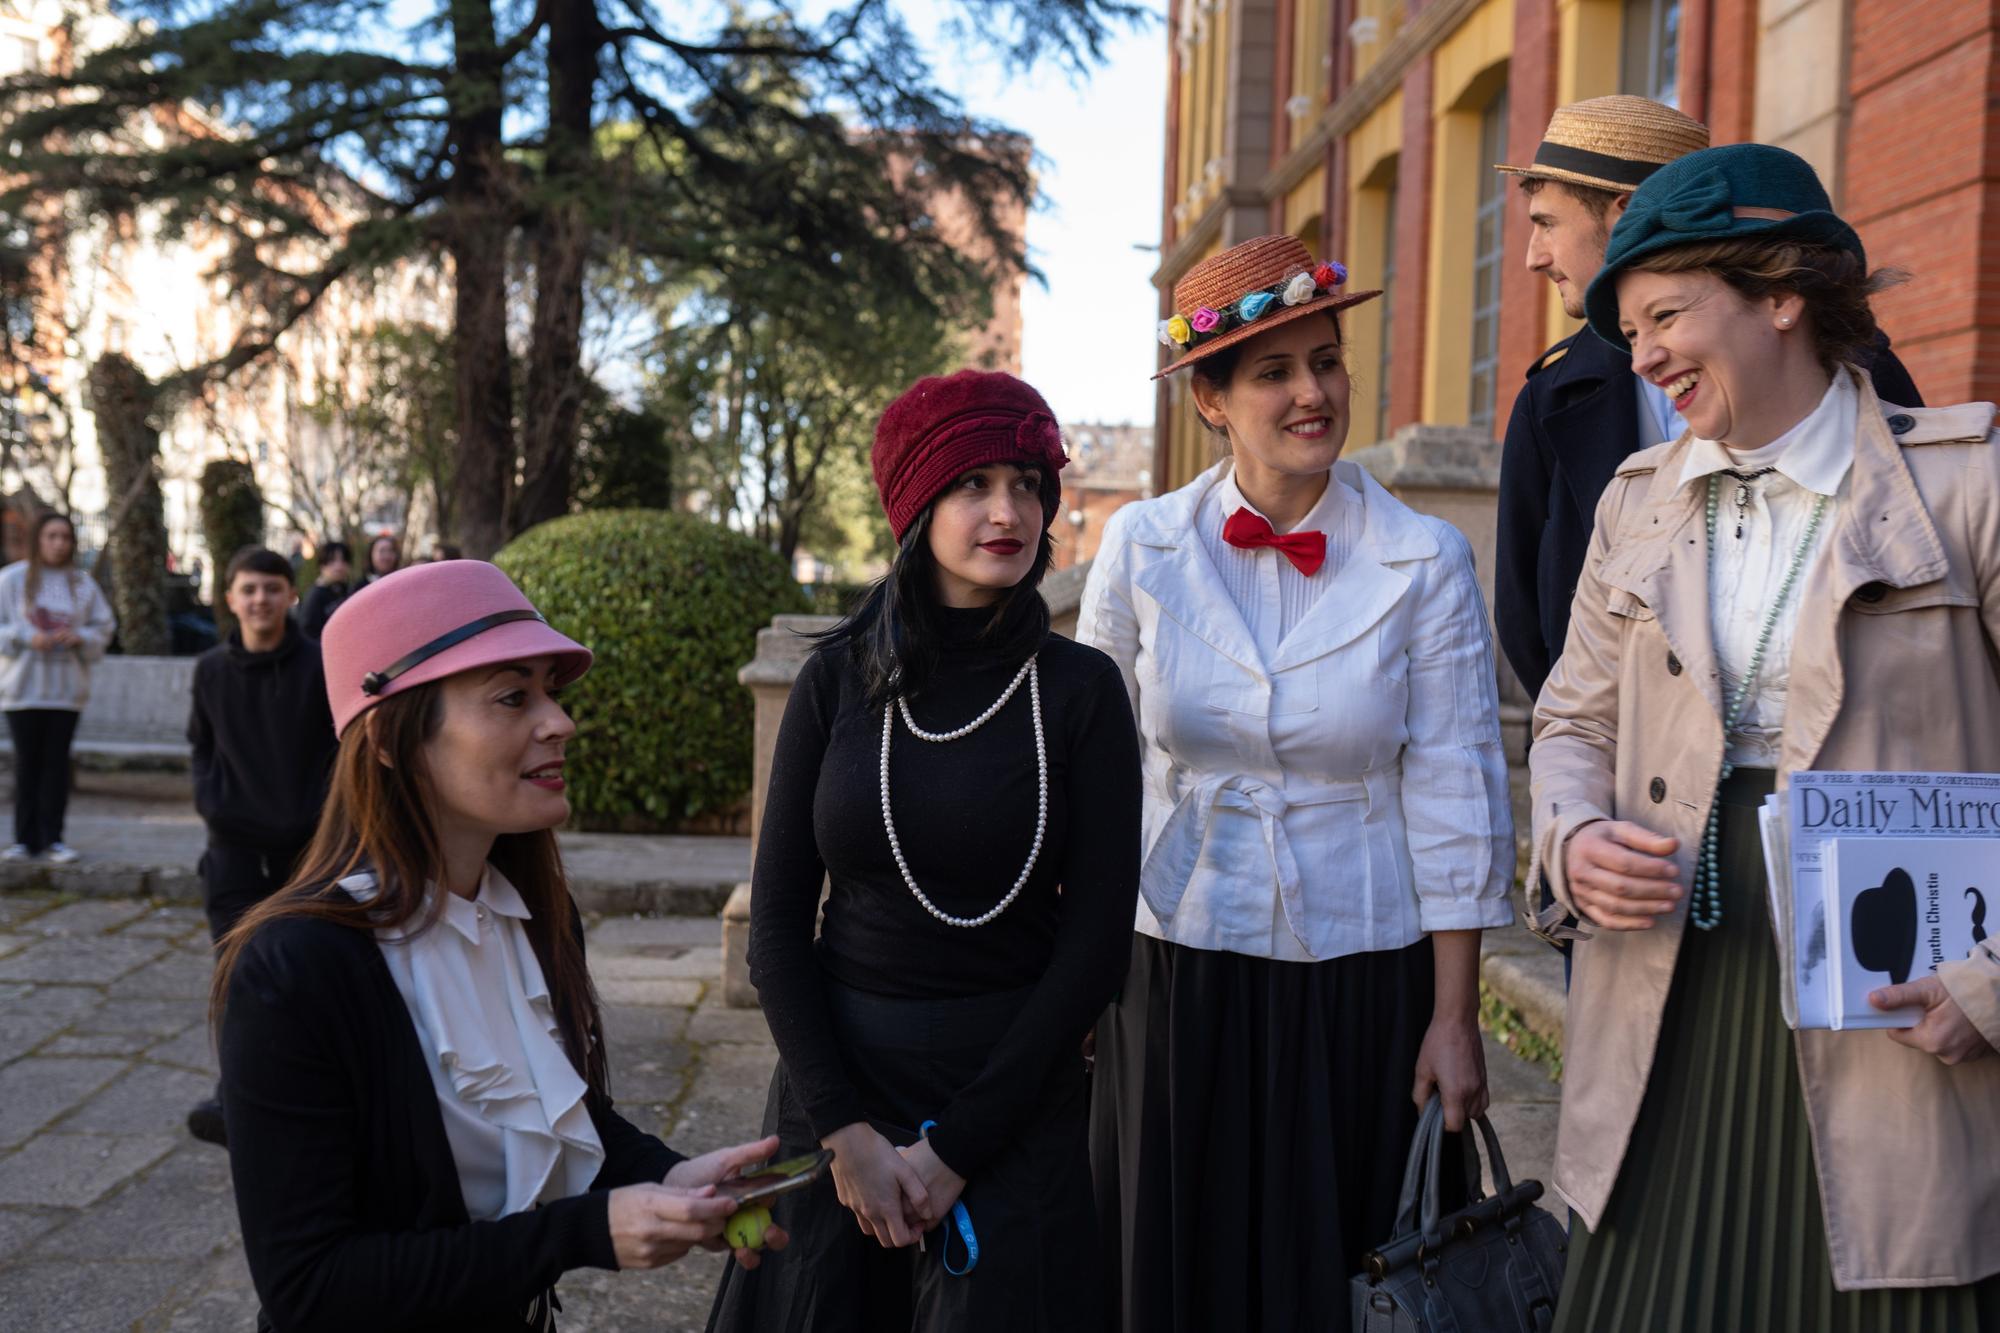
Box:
[1152,0,2000,491]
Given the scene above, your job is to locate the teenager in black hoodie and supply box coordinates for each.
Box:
[186,547,338,1144]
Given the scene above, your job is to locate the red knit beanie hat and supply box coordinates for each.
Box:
[871,369,1069,541]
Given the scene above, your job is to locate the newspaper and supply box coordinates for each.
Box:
[1762,772,2000,1030]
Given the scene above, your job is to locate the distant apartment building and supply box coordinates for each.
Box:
[1052,421,1155,571]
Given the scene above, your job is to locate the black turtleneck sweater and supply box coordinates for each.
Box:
[189,622,339,852]
[748,608,1140,1177]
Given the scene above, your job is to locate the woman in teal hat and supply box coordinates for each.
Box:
[1529,142,2000,1328]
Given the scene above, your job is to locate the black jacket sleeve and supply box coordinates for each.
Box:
[746,650,869,1143]
[923,657,1141,1178]
[1495,375,1555,703]
[221,923,620,1333]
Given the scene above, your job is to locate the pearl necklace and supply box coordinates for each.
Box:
[1688,475,1829,931]
[880,655,1046,928]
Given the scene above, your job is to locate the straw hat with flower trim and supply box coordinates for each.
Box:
[1495,94,1709,196]
[1154,235,1380,379]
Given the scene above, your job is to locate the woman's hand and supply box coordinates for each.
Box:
[605,1183,738,1270]
[1412,1013,1489,1132]
[822,1121,929,1248]
[661,1134,793,1270]
[896,1137,967,1233]
[1870,976,1995,1066]
[1564,820,1681,929]
[28,631,52,652]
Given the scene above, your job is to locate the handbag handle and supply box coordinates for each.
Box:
[1390,1095,1444,1240]
[1407,1095,1522,1246]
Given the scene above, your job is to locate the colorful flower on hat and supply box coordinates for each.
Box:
[1311,262,1347,288]
[1190,307,1222,334]
[1239,291,1276,321]
[1164,315,1192,346]
[1282,272,1317,306]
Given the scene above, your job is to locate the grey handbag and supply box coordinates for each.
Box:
[1350,1095,1568,1333]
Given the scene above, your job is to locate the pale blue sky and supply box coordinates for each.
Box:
[905,3,1169,425]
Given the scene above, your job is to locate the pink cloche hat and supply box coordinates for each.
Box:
[320,560,593,738]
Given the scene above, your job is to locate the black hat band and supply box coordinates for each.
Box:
[1530,141,1664,188]
[360,608,548,696]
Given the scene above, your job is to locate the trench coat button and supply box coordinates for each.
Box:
[1886,413,1916,435]
[1649,777,1667,803]
[1853,582,1888,604]
[1666,652,1682,676]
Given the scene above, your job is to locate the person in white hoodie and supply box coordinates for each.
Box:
[0,512,116,862]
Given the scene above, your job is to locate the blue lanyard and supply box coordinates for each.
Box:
[918,1120,979,1275]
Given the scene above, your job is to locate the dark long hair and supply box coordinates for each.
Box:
[207,682,609,1095]
[24,511,79,608]
[817,470,1056,709]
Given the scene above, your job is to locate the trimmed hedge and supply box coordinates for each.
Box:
[495,510,808,828]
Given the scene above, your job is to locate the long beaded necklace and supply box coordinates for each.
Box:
[879,655,1047,928]
[1687,473,1829,930]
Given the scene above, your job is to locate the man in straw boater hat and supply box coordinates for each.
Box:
[1492,95,1923,706]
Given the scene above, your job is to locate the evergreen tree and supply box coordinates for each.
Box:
[2,0,1140,555]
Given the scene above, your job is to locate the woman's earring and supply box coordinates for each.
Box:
[1778,316,1793,327]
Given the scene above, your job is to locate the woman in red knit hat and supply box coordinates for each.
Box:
[709,370,1142,1332]
[1079,237,1515,1332]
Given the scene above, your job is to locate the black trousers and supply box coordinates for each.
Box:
[201,839,309,942]
[6,708,79,853]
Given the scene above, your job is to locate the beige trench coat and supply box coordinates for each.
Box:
[1529,369,2000,1290]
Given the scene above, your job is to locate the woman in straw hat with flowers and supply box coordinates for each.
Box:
[1533,142,2000,1329]
[1078,236,1515,1332]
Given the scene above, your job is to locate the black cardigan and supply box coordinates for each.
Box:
[219,905,685,1333]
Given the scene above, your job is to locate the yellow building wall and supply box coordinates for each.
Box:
[1543,0,1626,341]
[1165,233,1227,491]
[1350,0,1409,81]
[1291,0,1334,125]
[1345,92,1403,450]
[1423,0,1514,424]
[1284,166,1326,240]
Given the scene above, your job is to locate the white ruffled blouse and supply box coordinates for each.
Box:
[340,867,606,1221]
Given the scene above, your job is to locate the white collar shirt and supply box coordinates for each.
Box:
[342,865,606,1221]
[1676,371,1856,766]
[1076,459,1516,961]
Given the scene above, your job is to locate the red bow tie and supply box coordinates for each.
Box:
[1222,508,1326,576]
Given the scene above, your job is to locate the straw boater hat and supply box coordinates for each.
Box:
[1495,94,1709,195]
[1154,234,1381,379]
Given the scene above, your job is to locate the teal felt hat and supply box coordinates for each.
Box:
[1584,143,1865,348]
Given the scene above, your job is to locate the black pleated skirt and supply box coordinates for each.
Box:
[1553,768,2000,1332]
[1089,932,1450,1333]
[707,980,1102,1333]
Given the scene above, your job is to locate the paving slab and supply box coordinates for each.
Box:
[118,904,210,940]
[20,899,154,936]
[72,997,204,1038]
[0,1205,61,1263]
[61,1062,215,1135]
[596,976,706,1008]
[0,934,167,985]
[588,915,724,950]
[0,1257,190,1331]
[0,1056,131,1147]
[105,947,213,1002]
[146,1023,221,1076]
[29,1145,238,1263]
[0,1132,178,1207]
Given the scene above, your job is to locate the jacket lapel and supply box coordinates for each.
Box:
[1598,453,1723,716]
[1267,463,1429,672]
[1127,463,1267,675]
[1785,370,1956,769]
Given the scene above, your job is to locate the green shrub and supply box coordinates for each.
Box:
[198,458,265,641]
[495,510,808,828]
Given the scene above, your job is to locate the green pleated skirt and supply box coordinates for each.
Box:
[1553,768,2000,1333]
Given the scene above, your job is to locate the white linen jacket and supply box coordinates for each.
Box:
[1078,459,1515,961]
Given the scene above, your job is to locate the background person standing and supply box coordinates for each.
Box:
[299,539,354,640]
[184,546,338,1145]
[0,512,116,864]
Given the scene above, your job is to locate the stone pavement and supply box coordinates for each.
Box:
[0,773,750,917]
[0,891,1560,1331]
